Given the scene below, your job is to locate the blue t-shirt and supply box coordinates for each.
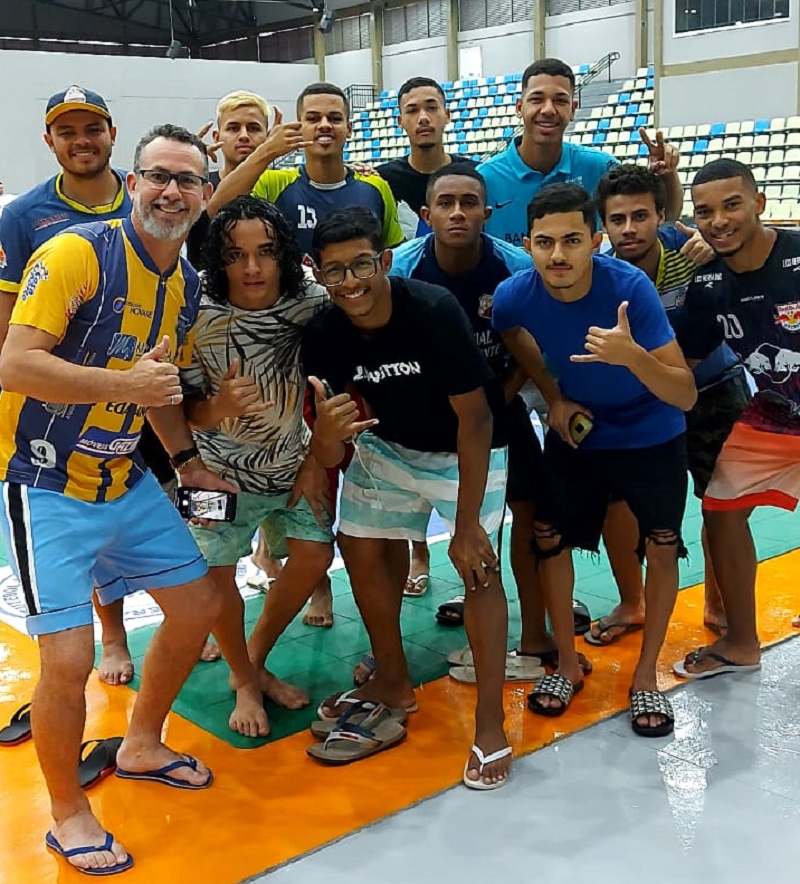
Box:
[0,170,131,295]
[478,139,617,247]
[389,232,532,379]
[492,254,686,449]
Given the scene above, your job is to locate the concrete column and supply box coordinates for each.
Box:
[653,0,663,127]
[447,0,459,82]
[314,26,326,81]
[634,0,648,71]
[532,0,546,61]
[370,3,384,93]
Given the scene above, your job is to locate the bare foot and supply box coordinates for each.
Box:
[97,640,134,687]
[116,741,211,787]
[793,614,800,628]
[465,726,511,787]
[680,637,761,676]
[302,579,334,628]
[586,603,645,645]
[199,637,221,663]
[49,810,129,874]
[229,685,270,738]
[257,669,309,709]
[405,541,430,595]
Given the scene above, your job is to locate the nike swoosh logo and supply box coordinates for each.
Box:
[494,200,513,209]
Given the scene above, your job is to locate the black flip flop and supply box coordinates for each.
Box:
[435,595,465,627]
[79,737,124,790]
[573,599,592,635]
[0,703,32,747]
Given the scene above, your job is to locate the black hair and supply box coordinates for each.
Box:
[296,82,350,118]
[527,183,597,234]
[398,77,446,108]
[133,123,208,175]
[521,58,575,93]
[425,164,487,206]
[202,196,306,305]
[595,163,667,219]
[312,207,383,264]
[692,158,758,191]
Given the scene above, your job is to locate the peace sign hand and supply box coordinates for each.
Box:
[638,127,679,176]
[571,301,640,367]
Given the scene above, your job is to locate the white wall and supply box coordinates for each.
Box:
[659,63,799,127]
[546,1,636,78]
[325,48,373,87]
[457,20,533,80]
[663,4,798,66]
[382,37,448,92]
[0,50,318,192]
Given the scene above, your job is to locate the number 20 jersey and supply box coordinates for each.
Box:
[676,229,800,409]
[0,217,201,502]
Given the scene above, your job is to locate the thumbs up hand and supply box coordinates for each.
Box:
[675,221,715,266]
[570,301,640,367]
[127,335,183,407]
[214,358,273,419]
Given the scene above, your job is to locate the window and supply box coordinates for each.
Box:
[459,0,533,31]
[546,0,630,13]
[259,26,314,62]
[324,14,371,55]
[675,0,790,34]
[384,0,448,45]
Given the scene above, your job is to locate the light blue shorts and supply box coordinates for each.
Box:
[338,432,508,543]
[0,471,208,636]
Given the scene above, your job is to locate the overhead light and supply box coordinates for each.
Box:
[317,6,334,33]
[166,38,183,58]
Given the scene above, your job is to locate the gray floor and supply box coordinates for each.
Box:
[255,635,800,884]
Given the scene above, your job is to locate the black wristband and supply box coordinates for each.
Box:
[169,446,200,470]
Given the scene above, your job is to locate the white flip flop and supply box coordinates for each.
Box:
[463,744,512,791]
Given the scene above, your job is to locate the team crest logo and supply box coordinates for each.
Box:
[774,302,800,332]
[64,85,88,104]
[0,241,6,270]
[21,261,48,301]
[477,293,493,319]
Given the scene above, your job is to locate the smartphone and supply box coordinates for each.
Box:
[176,487,237,522]
[569,412,594,445]
[320,379,335,399]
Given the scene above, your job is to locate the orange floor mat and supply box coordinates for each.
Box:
[0,551,798,884]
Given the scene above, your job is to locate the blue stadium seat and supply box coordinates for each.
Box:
[593,133,605,145]
[458,99,467,109]
[710,123,725,137]
[372,138,381,147]
[646,78,654,89]
[379,90,389,99]
[693,139,709,153]
[634,115,648,128]
[512,73,522,82]
[372,149,382,159]
[631,129,642,142]
[458,143,469,153]
[627,104,639,115]
[579,64,590,74]
[455,121,464,131]
[754,119,771,133]
[363,130,372,139]
[638,144,649,157]
[598,119,610,130]
[503,126,515,138]
[618,92,631,103]
[478,107,488,117]
[489,86,498,95]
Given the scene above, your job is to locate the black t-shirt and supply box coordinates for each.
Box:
[302,276,505,453]
[377,155,477,238]
[186,170,222,268]
[675,229,800,411]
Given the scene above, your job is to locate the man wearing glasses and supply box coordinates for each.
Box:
[0,124,230,872]
[302,207,511,790]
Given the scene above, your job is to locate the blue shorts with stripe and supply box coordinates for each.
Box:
[338,432,508,543]
[0,471,208,636]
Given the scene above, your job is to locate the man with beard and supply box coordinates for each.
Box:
[0,123,226,874]
[0,86,143,685]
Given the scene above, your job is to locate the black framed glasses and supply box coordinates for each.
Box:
[319,252,385,287]
[137,169,208,192]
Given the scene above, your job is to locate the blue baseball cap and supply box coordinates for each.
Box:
[45,85,112,126]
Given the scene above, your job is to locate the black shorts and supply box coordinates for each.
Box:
[686,366,752,498]
[535,432,688,560]
[505,395,543,504]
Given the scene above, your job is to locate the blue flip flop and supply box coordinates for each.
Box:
[45,830,134,876]
[115,754,213,790]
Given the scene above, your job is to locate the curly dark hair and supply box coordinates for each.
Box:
[201,196,307,304]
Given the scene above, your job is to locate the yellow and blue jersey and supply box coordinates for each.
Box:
[0,217,201,502]
[0,170,131,294]
[252,165,404,257]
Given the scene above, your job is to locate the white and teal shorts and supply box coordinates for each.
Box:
[338,432,508,543]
